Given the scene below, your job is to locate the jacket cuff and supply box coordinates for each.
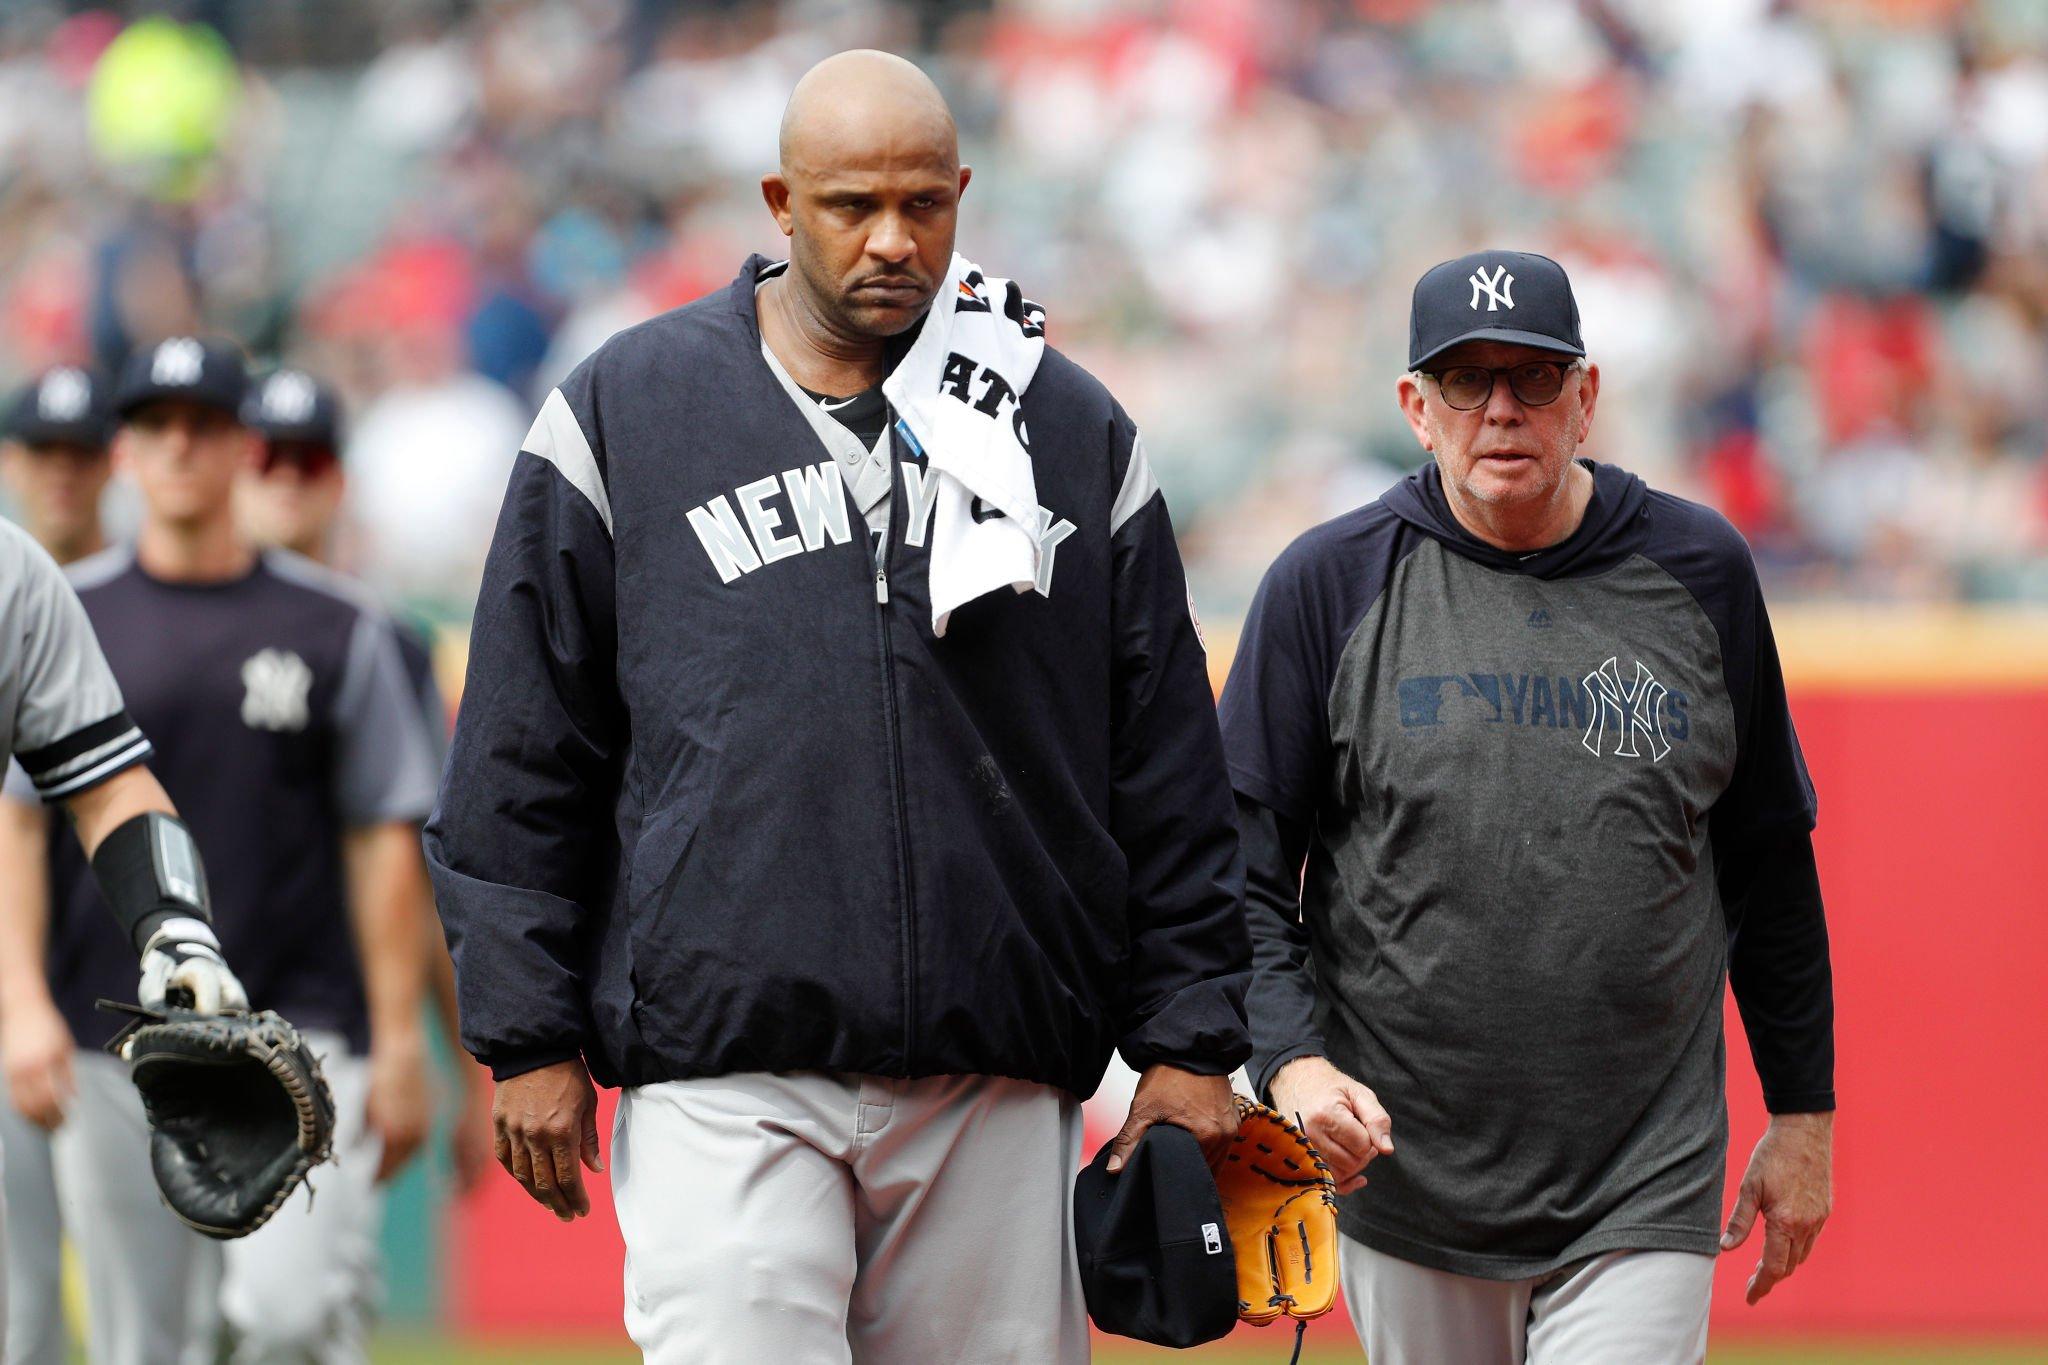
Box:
[1763,1088,1836,1114]
[483,1044,587,1082]
[1118,977,1252,1077]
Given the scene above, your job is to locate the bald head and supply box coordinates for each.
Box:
[779,49,958,177]
[761,50,970,346]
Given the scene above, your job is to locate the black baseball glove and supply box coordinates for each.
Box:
[104,1004,337,1239]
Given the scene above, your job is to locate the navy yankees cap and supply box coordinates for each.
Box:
[1073,1124,1237,1348]
[2,365,112,448]
[243,368,342,450]
[1408,250,1585,370]
[113,336,249,420]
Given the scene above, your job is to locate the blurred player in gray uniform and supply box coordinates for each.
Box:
[0,338,439,1365]
[0,487,249,1353]
[0,365,116,1365]
[238,367,493,1193]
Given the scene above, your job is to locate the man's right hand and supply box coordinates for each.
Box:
[138,918,249,1016]
[2,996,76,1131]
[493,1056,603,1221]
[1268,1055,1394,1195]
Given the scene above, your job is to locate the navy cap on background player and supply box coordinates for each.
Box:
[113,336,249,419]
[243,368,342,451]
[3,365,112,448]
[1408,250,1585,370]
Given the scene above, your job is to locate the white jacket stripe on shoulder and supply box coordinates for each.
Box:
[1110,432,1160,536]
[524,388,612,536]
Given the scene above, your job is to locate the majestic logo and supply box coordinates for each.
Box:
[1526,608,1552,629]
[240,649,313,732]
[1468,265,1515,312]
[150,338,206,388]
[258,370,318,424]
[1582,656,1670,761]
[36,367,90,421]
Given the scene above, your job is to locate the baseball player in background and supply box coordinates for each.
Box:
[0,337,441,1365]
[428,50,1252,1363]
[0,446,249,1349]
[0,364,117,1365]
[239,366,495,1197]
[0,365,114,566]
[1220,251,1836,1363]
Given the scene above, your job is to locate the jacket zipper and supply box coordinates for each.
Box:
[875,421,917,1069]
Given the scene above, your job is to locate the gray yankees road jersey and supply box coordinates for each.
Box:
[0,519,150,799]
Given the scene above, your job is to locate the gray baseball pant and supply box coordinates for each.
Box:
[1340,1234,1714,1364]
[0,1086,67,1365]
[52,1035,381,1365]
[612,1071,1089,1364]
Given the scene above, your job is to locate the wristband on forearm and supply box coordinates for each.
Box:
[88,812,213,954]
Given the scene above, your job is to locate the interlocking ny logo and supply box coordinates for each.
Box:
[240,648,313,732]
[36,367,90,421]
[1582,656,1669,761]
[259,370,318,424]
[1469,265,1515,311]
[150,337,205,387]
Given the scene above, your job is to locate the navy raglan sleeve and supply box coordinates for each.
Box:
[423,369,620,1081]
[1217,536,1339,1098]
[1651,504,1835,1114]
[1104,417,1253,1077]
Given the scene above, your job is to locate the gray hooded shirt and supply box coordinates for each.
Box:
[1219,460,1832,1279]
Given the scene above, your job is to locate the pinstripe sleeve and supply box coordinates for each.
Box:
[1,522,151,801]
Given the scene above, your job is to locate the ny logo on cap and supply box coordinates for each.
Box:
[150,337,206,387]
[36,368,90,421]
[260,370,318,425]
[1469,264,1515,312]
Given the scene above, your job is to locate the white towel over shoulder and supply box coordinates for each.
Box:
[882,253,1047,637]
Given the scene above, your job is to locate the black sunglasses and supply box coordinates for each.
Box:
[259,440,339,477]
[1420,360,1578,411]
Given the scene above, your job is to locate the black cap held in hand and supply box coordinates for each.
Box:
[1409,249,1585,370]
[1073,1124,1237,1348]
[113,336,249,420]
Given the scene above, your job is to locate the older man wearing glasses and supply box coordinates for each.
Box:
[1218,251,1837,1363]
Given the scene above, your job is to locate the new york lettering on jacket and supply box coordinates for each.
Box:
[427,256,1252,1097]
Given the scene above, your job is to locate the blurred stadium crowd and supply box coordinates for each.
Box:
[4,0,2048,622]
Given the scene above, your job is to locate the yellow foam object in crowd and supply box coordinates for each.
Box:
[87,16,240,199]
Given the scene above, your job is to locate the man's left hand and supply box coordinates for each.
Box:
[1105,1064,1236,1173]
[367,1029,433,1182]
[1721,1110,1833,1304]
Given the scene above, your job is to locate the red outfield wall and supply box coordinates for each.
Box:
[449,682,2048,1341]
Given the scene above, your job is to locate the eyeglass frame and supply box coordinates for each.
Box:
[1412,357,1587,411]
